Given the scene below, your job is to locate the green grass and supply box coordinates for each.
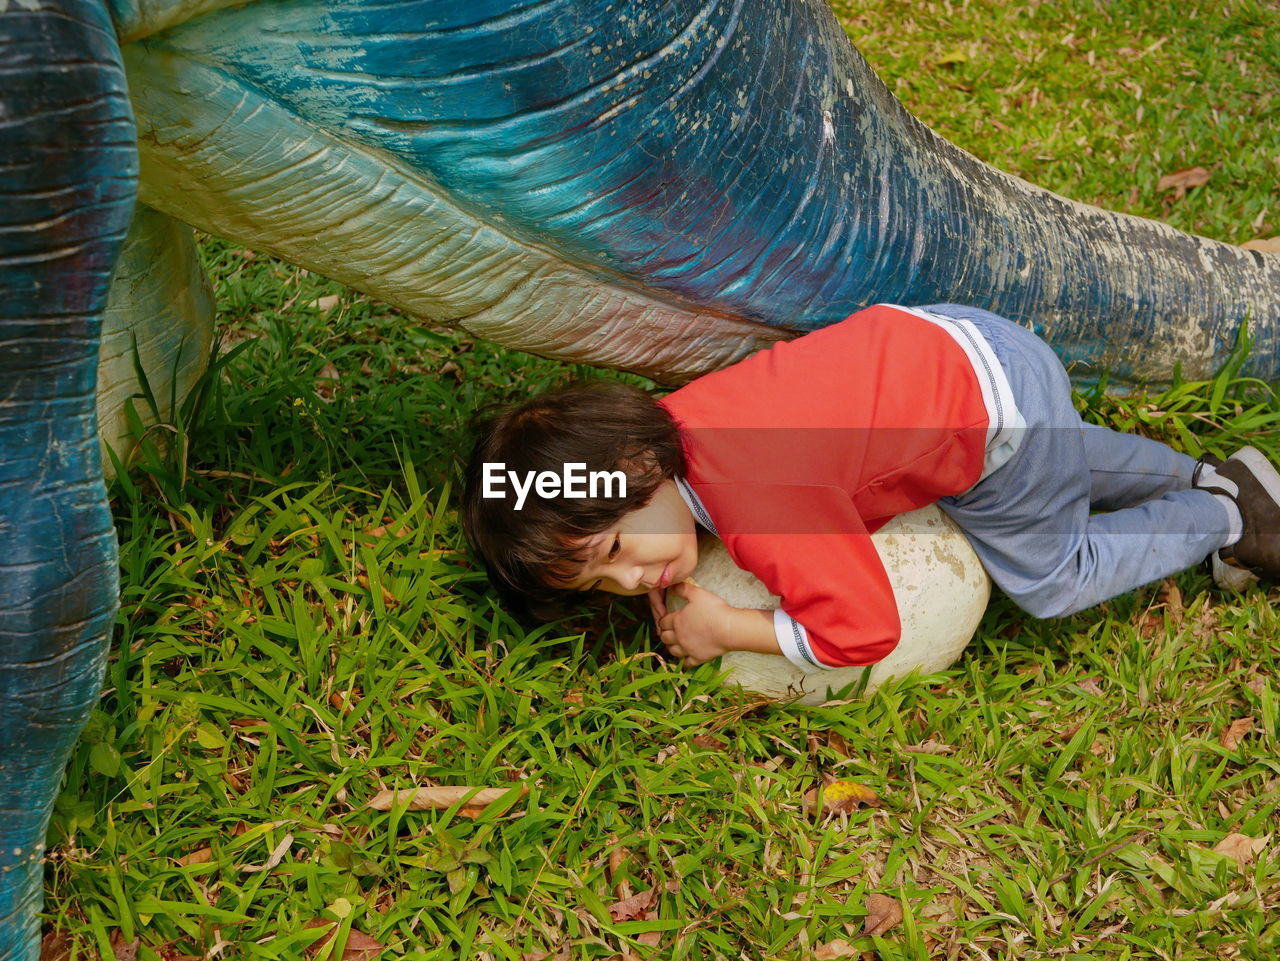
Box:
[43,1,1280,959]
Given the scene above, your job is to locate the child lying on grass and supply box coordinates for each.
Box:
[461,304,1280,672]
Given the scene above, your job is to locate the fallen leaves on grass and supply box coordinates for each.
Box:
[608,835,631,899]
[309,294,341,312]
[607,887,659,922]
[802,778,882,817]
[814,938,859,958]
[1157,580,1183,617]
[176,847,214,866]
[366,784,526,817]
[1157,165,1210,200]
[1076,676,1105,697]
[38,931,73,961]
[1241,236,1280,252]
[691,734,729,751]
[239,833,293,873]
[902,739,955,755]
[362,523,411,539]
[606,883,675,950]
[108,932,140,961]
[1219,716,1254,750]
[864,893,904,936]
[304,920,384,960]
[1213,832,1269,871]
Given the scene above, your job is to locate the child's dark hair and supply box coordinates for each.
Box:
[461,381,686,619]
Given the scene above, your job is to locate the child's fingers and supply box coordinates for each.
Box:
[647,587,668,619]
[668,579,694,599]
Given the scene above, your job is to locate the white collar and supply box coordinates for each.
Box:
[674,476,718,536]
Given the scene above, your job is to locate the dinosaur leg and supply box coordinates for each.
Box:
[98,204,216,475]
[0,1,137,957]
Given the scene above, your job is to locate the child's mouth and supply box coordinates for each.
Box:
[657,565,672,589]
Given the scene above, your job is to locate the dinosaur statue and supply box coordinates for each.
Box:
[1,0,1276,955]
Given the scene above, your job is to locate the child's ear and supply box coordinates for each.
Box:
[616,450,660,477]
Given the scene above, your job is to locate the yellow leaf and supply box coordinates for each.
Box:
[803,778,881,816]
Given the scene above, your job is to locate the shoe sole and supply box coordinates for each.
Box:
[1229,446,1280,537]
[1212,552,1259,591]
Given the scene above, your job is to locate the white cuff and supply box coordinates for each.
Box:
[773,609,831,673]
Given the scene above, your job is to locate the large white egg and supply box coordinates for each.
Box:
[672,504,990,703]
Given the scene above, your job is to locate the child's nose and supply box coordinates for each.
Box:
[615,564,646,590]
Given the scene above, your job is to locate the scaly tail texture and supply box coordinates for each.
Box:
[122,0,1279,383]
[0,1,136,957]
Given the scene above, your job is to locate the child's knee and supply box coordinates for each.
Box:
[1008,585,1081,620]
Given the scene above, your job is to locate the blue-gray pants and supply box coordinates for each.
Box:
[928,304,1231,618]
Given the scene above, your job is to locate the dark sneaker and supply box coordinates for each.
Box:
[1192,455,1259,590]
[1195,447,1280,583]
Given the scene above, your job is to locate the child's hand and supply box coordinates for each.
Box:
[647,580,736,667]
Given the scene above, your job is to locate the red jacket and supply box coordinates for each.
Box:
[659,304,1009,667]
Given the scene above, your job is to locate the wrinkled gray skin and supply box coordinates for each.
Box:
[2,0,1277,958]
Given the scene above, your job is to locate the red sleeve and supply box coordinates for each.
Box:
[693,484,901,667]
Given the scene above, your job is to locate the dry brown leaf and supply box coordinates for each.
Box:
[1157,165,1210,200]
[177,847,214,866]
[864,892,904,937]
[691,734,728,751]
[654,744,679,764]
[636,930,662,947]
[607,887,657,922]
[367,784,526,817]
[363,524,410,539]
[304,920,384,960]
[310,294,341,312]
[108,932,140,961]
[1213,832,1269,870]
[39,931,73,961]
[803,779,881,816]
[1157,579,1184,617]
[1077,676,1105,697]
[814,938,860,959]
[1245,675,1267,696]
[1219,716,1254,749]
[314,362,342,401]
[826,730,851,757]
[1241,236,1280,252]
[1205,891,1243,912]
[903,739,955,755]
[239,833,293,873]
[607,836,631,900]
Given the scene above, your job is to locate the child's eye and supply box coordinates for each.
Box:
[607,535,621,559]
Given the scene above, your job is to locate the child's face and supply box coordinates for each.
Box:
[561,479,699,596]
